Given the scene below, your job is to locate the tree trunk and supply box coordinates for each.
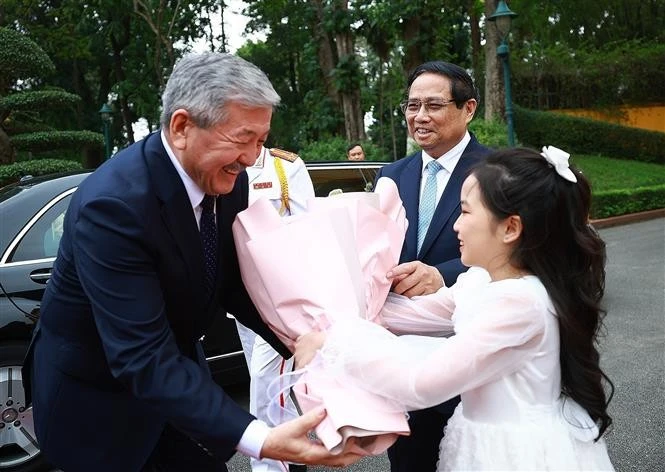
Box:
[311,0,339,106]
[377,61,385,154]
[467,0,482,83]
[0,126,15,164]
[484,0,504,122]
[219,1,228,52]
[389,107,398,161]
[84,146,104,170]
[401,17,423,78]
[110,19,136,144]
[335,28,366,142]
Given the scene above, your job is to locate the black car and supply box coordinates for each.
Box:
[0,160,385,471]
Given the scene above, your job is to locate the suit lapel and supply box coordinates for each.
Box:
[143,133,208,307]
[400,152,423,262]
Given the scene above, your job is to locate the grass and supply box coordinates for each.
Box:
[571,154,665,192]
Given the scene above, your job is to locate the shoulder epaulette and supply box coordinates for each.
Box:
[270,148,299,163]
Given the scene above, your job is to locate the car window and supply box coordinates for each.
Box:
[308,166,380,197]
[9,196,70,262]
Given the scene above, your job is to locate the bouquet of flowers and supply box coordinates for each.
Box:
[232,177,410,455]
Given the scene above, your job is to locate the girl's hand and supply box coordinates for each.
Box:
[294,331,327,369]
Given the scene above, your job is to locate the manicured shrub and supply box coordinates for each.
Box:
[514,106,664,164]
[0,159,84,187]
[591,184,665,219]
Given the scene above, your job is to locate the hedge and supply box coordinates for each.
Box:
[10,130,103,153]
[0,159,84,187]
[0,90,82,114]
[514,106,664,164]
[591,184,665,219]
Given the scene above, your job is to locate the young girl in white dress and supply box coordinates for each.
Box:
[295,146,615,471]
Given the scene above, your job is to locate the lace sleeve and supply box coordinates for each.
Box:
[320,284,547,410]
[378,267,490,336]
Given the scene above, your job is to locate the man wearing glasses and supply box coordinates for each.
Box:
[375,61,491,472]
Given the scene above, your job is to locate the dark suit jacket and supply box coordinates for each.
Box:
[23,132,288,471]
[376,135,490,286]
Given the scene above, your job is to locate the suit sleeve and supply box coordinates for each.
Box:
[73,196,253,458]
[374,165,385,184]
[435,258,468,287]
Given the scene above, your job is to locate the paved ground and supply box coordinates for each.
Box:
[600,217,665,471]
[228,217,665,471]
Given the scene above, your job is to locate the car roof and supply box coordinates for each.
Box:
[0,171,91,250]
[304,161,389,168]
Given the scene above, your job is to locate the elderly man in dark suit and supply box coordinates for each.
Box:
[23,52,360,472]
[375,61,491,472]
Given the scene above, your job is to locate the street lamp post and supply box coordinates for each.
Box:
[489,1,518,147]
[98,103,113,160]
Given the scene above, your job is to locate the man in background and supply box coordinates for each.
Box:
[375,60,491,472]
[346,143,366,161]
[235,145,314,472]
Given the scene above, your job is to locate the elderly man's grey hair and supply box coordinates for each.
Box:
[160,52,280,129]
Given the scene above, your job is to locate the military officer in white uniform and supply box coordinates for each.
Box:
[236,146,314,472]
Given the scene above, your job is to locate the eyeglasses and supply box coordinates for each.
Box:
[399,98,457,115]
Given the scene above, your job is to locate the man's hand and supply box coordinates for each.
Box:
[387,261,444,297]
[260,408,363,467]
[294,331,327,369]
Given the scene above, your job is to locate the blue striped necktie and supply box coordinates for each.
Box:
[200,194,217,293]
[417,160,443,254]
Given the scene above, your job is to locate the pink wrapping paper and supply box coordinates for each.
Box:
[232,177,409,455]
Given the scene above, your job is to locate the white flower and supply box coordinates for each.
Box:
[540,145,577,183]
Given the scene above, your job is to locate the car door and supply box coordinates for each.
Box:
[0,189,74,335]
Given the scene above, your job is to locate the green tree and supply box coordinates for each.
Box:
[243,0,367,144]
[505,0,665,110]
[0,27,102,164]
[2,0,221,163]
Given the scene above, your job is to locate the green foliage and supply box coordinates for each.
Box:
[513,40,665,109]
[3,0,663,164]
[298,137,385,162]
[510,0,664,49]
[591,185,665,219]
[0,159,84,187]
[0,90,81,113]
[331,55,362,92]
[468,119,511,149]
[0,26,101,164]
[0,27,54,88]
[10,131,103,153]
[514,107,665,164]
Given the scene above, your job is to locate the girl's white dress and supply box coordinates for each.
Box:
[318,267,614,471]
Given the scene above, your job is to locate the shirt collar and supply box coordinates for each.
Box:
[160,130,206,210]
[252,146,268,169]
[420,131,471,175]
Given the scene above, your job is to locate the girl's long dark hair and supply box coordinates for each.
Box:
[472,148,614,439]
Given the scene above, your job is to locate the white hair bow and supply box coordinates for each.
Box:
[540,146,577,183]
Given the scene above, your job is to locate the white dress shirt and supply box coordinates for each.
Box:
[160,131,269,458]
[419,131,471,204]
